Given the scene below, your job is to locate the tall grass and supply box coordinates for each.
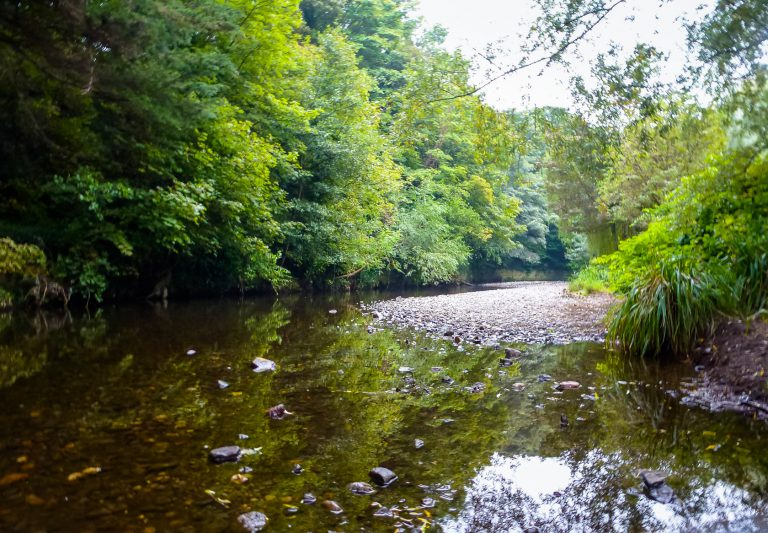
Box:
[607,264,724,357]
[729,253,768,320]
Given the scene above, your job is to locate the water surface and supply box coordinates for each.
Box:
[0,293,767,531]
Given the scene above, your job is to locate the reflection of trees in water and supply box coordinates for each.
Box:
[0,309,78,388]
[444,450,767,532]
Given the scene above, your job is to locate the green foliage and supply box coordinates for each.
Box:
[0,0,587,299]
[568,262,609,295]
[600,101,726,231]
[607,264,724,357]
[691,0,768,84]
[0,238,46,279]
[0,238,46,306]
[539,108,613,233]
[601,148,768,357]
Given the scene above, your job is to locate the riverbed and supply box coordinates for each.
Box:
[0,287,767,531]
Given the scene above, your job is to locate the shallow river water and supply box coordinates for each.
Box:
[1,291,768,532]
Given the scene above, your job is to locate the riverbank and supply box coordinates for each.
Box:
[363,281,614,345]
[684,318,768,418]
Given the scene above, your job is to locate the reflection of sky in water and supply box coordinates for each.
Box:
[441,451,768,532]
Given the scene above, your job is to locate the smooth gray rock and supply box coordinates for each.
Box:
[209,446,241,463]
[369,466,398,487]
[648,483,675,504]
[640,470,667,488]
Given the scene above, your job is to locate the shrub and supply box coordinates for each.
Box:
[604,150,768,357]
[569,263,610,294]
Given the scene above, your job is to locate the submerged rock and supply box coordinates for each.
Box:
[301,493,317,504]
[291,464,303,475]
[322,500,344,514]
[648,483,675,504]
[640,470,667,488]
[421,497,437,508]
[186,349,197,356]
[555,381,581,391]
[267,404,293,420]
[538,374,552,382]
[348,481,376,495]
[414,438,425,449]
[217,380,230,389]
[237,511,268,532]
[369,466,398,487]
[640,470,674,503]
[231,473,249,484]
[209,446,241,464]
[464,382,486,393]
[512,382,526,391]
[373,506,394,518]
[251,357,276,373]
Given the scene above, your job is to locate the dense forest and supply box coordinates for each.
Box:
[0,0,567,304]
[0,0,766,358]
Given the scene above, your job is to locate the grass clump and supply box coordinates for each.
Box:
[607,264,723,356]
[569,263,610,294]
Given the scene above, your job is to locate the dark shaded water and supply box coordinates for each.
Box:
[1,293,767,532]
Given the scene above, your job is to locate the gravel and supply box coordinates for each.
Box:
[363,282,614,345]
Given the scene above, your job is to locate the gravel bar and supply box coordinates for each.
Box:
[363,281,614,345]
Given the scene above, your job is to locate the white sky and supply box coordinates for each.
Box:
[414,0,712,110]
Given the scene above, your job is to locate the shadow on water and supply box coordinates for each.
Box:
[0,295,766,531]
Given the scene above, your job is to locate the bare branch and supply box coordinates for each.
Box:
[426,0,627,104]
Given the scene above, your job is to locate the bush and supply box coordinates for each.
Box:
[0,237,47,306]
[603,150,768,357]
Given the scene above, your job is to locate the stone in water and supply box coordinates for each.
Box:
[237,511,267,532]
[251,357,276,373]
[209,446,241,464]
[369,466,398,487]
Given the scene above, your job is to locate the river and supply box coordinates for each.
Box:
[0,290,767,531]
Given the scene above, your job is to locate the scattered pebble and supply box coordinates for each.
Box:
[237,511,268,532]
[362,282,612,345]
